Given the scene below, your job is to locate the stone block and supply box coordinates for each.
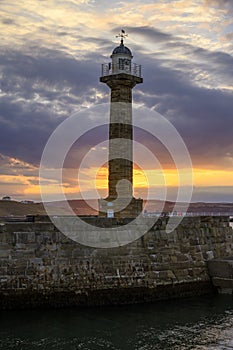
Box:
[170,255,178,263]
[29,258,43,266]
[11,249,35,259]
[208,260,233,279]
[176,254,190,262]
[0,249,11,258]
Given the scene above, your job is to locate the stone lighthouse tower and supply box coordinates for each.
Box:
[98,30,143,218]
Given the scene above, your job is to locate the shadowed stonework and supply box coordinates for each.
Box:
[0,216,232,309]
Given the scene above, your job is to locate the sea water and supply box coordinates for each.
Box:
[0,294,232,349]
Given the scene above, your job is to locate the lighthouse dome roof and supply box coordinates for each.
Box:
[112,42,132,57]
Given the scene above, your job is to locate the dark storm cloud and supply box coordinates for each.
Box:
[128,34,233,168]
[0,47,108,165]
[0,96,57,165]
[0,26,232,171]
[74,34,113,48]
[0,47,100,96]
[115,26,174,43]
[138,71,233,168]
[128,25,233,81]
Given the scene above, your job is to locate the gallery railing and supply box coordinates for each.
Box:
[101,62,142,78]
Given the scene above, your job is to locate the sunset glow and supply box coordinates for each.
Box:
[0,0,232,202]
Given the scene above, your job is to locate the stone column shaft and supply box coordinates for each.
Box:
[99,73,143,218]
[108,83,134,199]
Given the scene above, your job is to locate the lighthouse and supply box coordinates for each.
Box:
[98,30,143,218]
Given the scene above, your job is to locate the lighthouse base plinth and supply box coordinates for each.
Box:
[98,197,143,219]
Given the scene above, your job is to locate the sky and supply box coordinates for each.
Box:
[0,0,232,203]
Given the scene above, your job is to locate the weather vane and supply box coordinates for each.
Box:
[116,29,128,44]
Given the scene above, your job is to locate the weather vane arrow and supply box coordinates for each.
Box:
[116,29,128,44]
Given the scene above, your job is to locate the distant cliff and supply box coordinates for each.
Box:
[0,199,232,217]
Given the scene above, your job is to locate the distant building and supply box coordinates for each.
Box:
[2,196,11,201]
[20,200,34,204]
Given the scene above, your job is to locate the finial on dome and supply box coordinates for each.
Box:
[116,29,128,45]
[112,29,132,57]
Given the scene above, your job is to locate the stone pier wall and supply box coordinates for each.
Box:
[0,216,232,309]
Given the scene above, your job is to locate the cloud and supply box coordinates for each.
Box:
[205,0,233,12]
[122,32,233,170]
[0,29,232,173]
[0,47,108,164]
[0,1,232,201]
[1,18,15,25]
[0,154,40,199]
[0,154,37,176]
[117,25,174,43]
[191,186,233,202]
[137,71,233,169]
